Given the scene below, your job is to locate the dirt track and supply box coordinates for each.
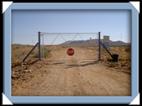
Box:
[12,46,131,96]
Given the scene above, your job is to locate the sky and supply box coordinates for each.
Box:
[12,10,131,45]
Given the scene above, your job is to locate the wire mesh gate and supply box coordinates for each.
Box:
[21,32,102,66]
[38,32,100,66]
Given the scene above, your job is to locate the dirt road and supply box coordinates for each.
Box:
[12,46,131,96]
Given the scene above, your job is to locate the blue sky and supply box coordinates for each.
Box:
[12,10,131,45]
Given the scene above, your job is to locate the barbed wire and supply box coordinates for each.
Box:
[40,32,99,35]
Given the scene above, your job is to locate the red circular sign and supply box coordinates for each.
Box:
[67,48,74,56]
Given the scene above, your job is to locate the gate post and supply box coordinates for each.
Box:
[38,31,41,60]
[98,32,101,61]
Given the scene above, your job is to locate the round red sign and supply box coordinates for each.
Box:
[67,48,74,56]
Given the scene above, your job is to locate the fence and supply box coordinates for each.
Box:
[22,31,118,64]
[39,32,100,61]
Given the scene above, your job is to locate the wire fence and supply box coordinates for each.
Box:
[39,32,100,63]
[21,32,102,65]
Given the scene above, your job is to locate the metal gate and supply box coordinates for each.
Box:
[38,32,100,66]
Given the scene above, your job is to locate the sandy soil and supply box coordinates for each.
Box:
[12,46,131,96]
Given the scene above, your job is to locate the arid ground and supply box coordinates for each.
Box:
[12,45,131,96]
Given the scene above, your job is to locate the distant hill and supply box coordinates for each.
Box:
[60,39,130,47]
[109,40,129,46]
